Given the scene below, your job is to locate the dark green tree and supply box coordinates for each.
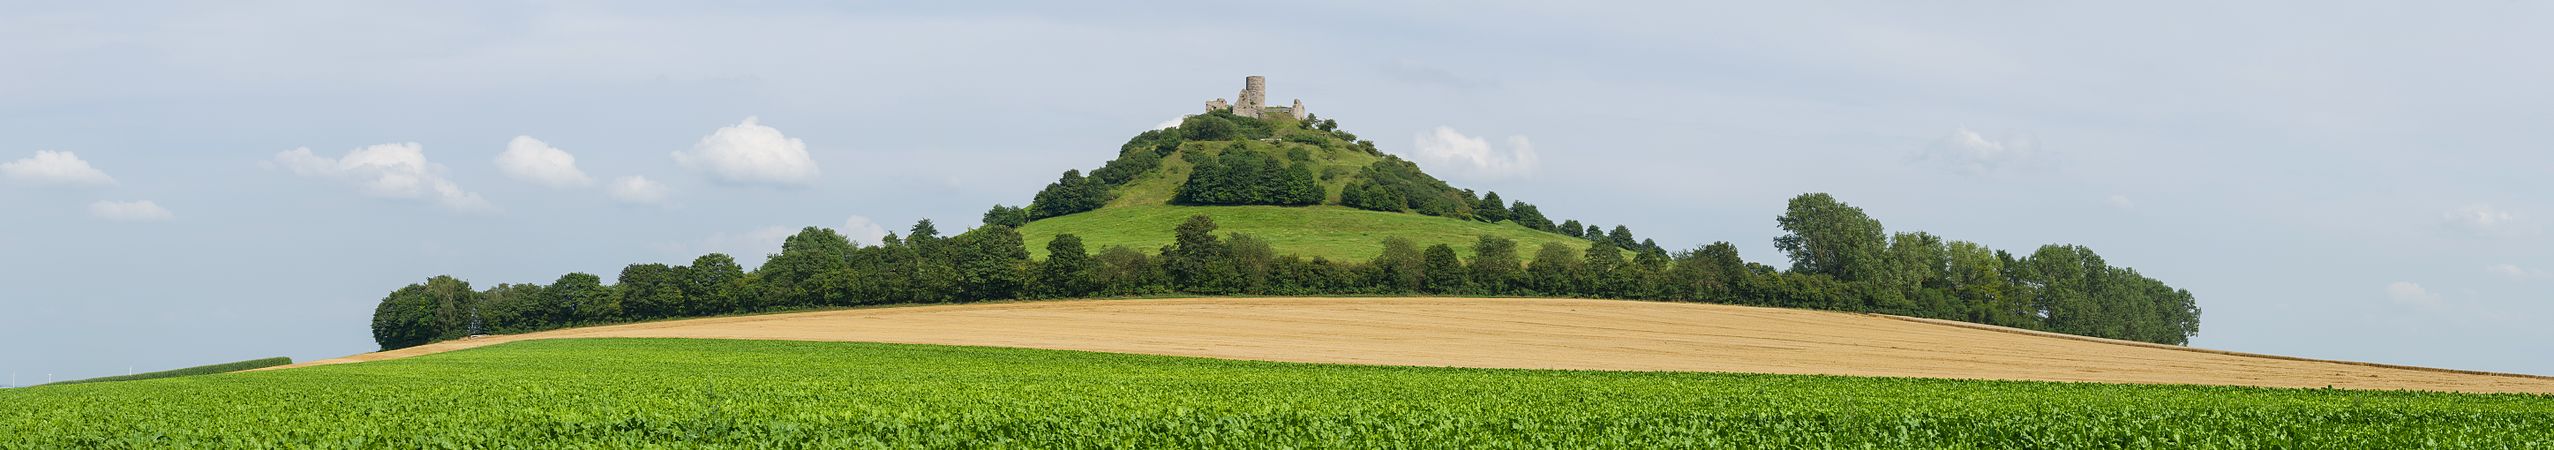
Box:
[950,225,1029,301]
[1527,243,1585,295]
[1468,236,1523,293]
[982,204,1031,228]
[616,263,687,320]
[1165,215,1227,290]
[1369,237,1424,292]
[685,253,746,315]
[1420,244,1468,294]
[1558,220,1585,238]
[1474,192,1510,223]
[761,227,856,307]
[1034,234,1101,298]
[1773,193,1889,282]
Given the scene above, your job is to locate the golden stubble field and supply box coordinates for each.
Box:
[275,297,2554,394]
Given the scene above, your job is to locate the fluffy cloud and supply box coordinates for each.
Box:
[2384,281,2442,307]
[493,136,593,188]
[1155,117,1185,130]
[607,175,670,205]
[269,143,494,212]
[673,117,819,187]
[2440,204,2521,237]
[1914,128,2038,175]
[1405,126,1539,179]
[2485,264,2549,281]
[1,150,116,187]
[87,200,173,222]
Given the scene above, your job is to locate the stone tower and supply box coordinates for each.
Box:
[1235,76,1268,119]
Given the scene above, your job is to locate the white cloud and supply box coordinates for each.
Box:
[1405,126,1539,179]
[2485,264,2549,281]
[1155,117,1187,130]
[269,143,494,212]
[1914,128,2038,175]
[87,200,173,222]
[842,215,889,246]
[607,175,670,205]
[2385,281,2442,307]
[2106,194,2135,209]
[2441,204,2522,237]
[493,136,592,188]
[1,150,116,187]
[673,117,819,187]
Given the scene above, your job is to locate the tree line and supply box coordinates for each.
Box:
[372,192,2198,351]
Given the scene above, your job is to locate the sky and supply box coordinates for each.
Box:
[5,1,2552,383]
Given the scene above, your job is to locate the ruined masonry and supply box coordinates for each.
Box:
[1204,76,1308,120]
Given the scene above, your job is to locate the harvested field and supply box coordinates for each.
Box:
[273,297,2554,394]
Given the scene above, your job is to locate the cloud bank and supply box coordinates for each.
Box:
[271,143,493,212]
[1406,126,1539,180]
[674,117,820,187]
[608,175,669,205]
[494,136,593,188]
[1914,128,2039,175]
[2,150,116,187]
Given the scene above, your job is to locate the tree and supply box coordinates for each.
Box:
[1474,192,1510,223]
[549,272,616,324]
[616,263,686,320]
[1369,237,1424,292]
[1527,243,1584,295]
[1468,236,1522,293]
[685,253,746,315]
[759,227,858,307]
[1034,234,1101,298]
[982,204,1031,228]
[1165,215,1226,290]
[477,282,548,334]
[1772,193,1889,282]
[1584,241,1628,297]
[1606,225,1638,249]
[1509,201,1553,231]
[1584,224,1605,240]
[1094,245,1166,295]
[1558,220,1585,238]
[370,278,446,350]
[951,225,1029,301]
[1421,244,1468,294]
[1029,170,1109,219]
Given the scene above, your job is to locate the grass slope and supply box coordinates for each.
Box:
[46,356,291,385]
[4,339,2547,448]
[1019,204,1589,260]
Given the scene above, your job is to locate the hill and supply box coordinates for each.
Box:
[293,297,2554,394]
[1004,107,1594,262]
[16,337,2547,447]
[1017,205,1587,261]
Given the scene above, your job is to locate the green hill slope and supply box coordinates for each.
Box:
[5,338,2541,447]
[1014,110,1590,261]
[1019,205,1588,261]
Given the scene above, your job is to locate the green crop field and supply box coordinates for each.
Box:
[1019,204,1590,261]
[4,338,2547,448]
[45,356,291,386]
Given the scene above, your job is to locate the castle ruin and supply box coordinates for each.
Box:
[1204,76,1308,120]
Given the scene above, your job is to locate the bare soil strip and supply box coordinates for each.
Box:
[268,297,2554,394]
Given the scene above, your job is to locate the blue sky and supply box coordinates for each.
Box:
[5,1,2551,382]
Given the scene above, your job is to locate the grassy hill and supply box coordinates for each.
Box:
[1016,110,1591,261]
[1019,205,1589,261]
[5,338,2544,447]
